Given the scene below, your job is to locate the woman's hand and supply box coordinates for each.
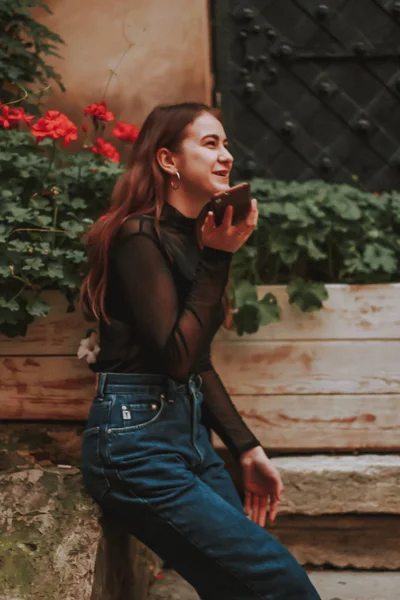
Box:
[240,446,284,527]
[201,199,258,253]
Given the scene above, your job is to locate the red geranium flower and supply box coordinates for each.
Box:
[91,137,120,162]
[84,100,114,122]
[31,111,78,146]
[0,104,35,128]
[82,123,88,133]
[111,121,140,143]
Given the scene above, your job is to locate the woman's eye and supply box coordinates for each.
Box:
[206,140,216,148]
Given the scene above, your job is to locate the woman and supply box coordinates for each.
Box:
[79,102,320,600]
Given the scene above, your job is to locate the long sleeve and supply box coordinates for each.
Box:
[112,218,232,381]
[200,363,262,460]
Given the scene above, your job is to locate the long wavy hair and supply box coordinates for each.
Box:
[79,102,229,326]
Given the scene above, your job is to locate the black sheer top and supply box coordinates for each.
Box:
[91,202,261,459]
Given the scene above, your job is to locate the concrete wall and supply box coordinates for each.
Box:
[33,0,212,127]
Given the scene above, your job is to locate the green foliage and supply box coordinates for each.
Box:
[231,179,400,334]
[0,0,65,105]
[0,127,123,336]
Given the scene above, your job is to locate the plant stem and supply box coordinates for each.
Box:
[50,202,58,248]
[102,42,135,101]
[7,227,65,240]
[42,140,57,190]
[10,281,28,302]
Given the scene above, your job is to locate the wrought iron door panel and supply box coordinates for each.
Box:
[212,0,400,189]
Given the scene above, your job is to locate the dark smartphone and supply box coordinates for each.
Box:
[211,182,251,226]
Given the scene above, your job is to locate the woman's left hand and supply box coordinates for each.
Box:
[240,446,284,527]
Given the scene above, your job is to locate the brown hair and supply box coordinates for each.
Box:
[79,102,220,325]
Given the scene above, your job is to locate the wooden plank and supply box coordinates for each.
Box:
[212,394,400,452]
[212,340,400,395]
[0,357,95,420]
[270,515,400,569]
[1,352,400,428]
[218,283,400,341]
[271,454,400,515]
[0,291,90,356]
[2,284,400,356]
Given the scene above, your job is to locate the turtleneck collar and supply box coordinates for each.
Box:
[161,202,198,232]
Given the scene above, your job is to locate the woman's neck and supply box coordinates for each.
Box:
[166,186,210,219]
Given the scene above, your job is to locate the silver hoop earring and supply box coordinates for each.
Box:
[170,171,180,190]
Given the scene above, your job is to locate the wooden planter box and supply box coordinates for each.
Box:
[1,285,400,454]
[2,285,400,571]
[212,284,400,453]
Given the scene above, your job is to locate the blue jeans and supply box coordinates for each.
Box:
[80,373,320,600]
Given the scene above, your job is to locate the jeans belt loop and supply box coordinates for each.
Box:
[166,378,175,404]
[187,373,201,398]
[97,372,107,400]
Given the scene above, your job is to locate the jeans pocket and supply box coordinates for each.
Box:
[107,394,165,434]
[81,427,110,503]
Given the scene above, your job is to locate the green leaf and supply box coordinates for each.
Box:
[0,265,13,277]
[286,279,329,312]
[327,195,361,220]
[70,197,87,210]
[35,215,53,227]
[60,220,85,239]
[26,295,49,317]
[363,244,397,273]
[258,293,281,325]
[22,257,45,271]
[233,302,260,335]
[46,263,64,278]
[233,281,258,306]
[0,297,19,311]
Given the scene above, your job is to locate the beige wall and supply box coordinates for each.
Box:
[34,0,212,127]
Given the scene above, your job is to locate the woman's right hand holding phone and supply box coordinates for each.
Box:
[201,198,258,253]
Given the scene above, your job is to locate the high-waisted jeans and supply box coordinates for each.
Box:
[80,372,320,600]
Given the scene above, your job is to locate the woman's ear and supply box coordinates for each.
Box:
[156,148,177,175]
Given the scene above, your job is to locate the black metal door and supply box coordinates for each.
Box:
[212,0,400,190]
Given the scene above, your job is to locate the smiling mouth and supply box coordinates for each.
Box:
[214,171,230,177]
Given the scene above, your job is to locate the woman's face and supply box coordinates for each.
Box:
[175,112,234,196]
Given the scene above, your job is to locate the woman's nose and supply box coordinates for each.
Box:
[219,147,234,163]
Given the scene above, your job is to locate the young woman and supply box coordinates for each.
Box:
[79,102,320,600]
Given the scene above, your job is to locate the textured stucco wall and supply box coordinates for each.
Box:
[33,0,212,127]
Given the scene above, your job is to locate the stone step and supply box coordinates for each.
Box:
[269,515,400,570]
[270,454,400,515]
[218,453,400,569]
[148,569,400,600]
[309,570,400,600]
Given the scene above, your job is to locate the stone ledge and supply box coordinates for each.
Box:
[270,514,400,569]
[272,454,400,515]
[0,463,161,600]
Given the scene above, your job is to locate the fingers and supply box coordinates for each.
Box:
[259,496,269,527]
[221,204,233,229]
[235,199,258,235]
[246,493,270,527]
[245,489,283,526]
[244,491,252,516]
[246,198,258,227]
[269,496,279,523]
[201,211,215,235]
[269,481,284,523]
[251,494,260,525]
